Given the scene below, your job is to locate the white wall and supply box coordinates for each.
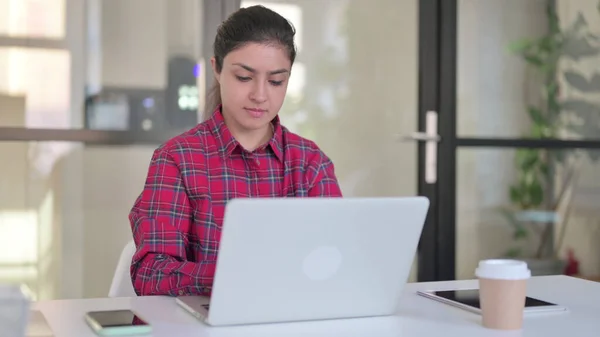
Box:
[63,0,204,298]
[0,94,64,300]
[80,146,154,298]
[0,0,189,299]
[92,0,202,90]
[98,0,167,88]
[76,0,195,298]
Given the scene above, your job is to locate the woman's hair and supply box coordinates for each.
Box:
[204,5,297,120]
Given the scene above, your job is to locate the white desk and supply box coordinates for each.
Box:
[32,275,600,337]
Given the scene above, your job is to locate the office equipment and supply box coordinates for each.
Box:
[84,87,166,132]
[166,56,201,128]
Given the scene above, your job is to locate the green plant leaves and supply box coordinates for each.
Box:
[503,4,600,259]
[505,247,523,258]
[507,38,534,54]
[527,178,545,206]
[531,123,552,138]
[515,149,539,171]
[527,107,546,125]
[514,226,528,240]
[499,208,529,240]
[509,186,523,205]
[498,209,527,258]
[508,177,544,209]
[509,149,546,209]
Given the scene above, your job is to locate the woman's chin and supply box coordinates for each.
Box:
[239,115,273,130]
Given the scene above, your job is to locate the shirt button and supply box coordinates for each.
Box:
[178,290,185,295]
[256,159,260,166]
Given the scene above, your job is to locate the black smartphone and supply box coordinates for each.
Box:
[84,310,152,336]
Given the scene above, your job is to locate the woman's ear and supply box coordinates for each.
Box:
[210,57,221,83]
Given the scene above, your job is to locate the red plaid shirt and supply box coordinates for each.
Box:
[129,108,342,296]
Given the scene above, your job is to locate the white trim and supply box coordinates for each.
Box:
[0,36,67,49]
[57,0,86,300]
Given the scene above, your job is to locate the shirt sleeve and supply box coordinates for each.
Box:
[129,146,215,296]
[307,152,343,197]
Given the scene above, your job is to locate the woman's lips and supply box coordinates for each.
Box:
[245,108,267,118]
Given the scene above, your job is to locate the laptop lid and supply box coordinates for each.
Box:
[207,197,430,326]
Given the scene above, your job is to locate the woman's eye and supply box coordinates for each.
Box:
[236,76,251,82]
[270,80,283,86]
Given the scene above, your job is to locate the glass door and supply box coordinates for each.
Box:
[437,0,600,281]
[238,0,442,282]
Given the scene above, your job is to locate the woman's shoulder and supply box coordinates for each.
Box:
[280,125,332,164]
[152,122,214,160]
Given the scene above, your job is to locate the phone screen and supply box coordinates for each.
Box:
[432,289,557,309]
[87,310,149,328]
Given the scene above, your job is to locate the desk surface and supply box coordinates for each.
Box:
[32,275,600,337]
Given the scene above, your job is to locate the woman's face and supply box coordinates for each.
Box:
[212,42,291,135]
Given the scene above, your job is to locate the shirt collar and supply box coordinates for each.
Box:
[207,105,284,162]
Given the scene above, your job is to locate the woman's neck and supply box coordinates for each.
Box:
[236,127,273,151]
[227,120,274,151]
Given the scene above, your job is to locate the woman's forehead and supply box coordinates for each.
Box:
[224,43,291,72]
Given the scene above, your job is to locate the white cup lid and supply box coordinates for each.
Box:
[475,259,531,280]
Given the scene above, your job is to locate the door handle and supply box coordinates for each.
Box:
[397,111,439,184]
[399,132,440,142]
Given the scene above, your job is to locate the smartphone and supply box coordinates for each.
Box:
[416,289,568,315]
[84,310,152,336]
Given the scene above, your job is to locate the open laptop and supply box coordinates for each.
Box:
[175,196,430,326]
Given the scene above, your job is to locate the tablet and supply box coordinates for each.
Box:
[416,289,568,315]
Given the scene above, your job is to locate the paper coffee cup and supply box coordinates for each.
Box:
[475,259,531,330]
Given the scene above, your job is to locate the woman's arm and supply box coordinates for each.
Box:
[129,147,215,296]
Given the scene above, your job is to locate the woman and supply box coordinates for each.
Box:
[129,5,343,297]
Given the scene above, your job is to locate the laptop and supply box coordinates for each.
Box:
[175,196,430,326]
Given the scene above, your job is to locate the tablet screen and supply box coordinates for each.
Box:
[432,289,557,309]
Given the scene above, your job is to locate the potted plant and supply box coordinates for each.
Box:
[503,1,600,275]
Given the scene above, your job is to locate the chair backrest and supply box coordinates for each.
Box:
[108,240,137,298]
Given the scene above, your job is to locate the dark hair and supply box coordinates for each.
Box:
[204,5,297,120]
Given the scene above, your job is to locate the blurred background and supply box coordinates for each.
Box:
[1,0,600,301]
